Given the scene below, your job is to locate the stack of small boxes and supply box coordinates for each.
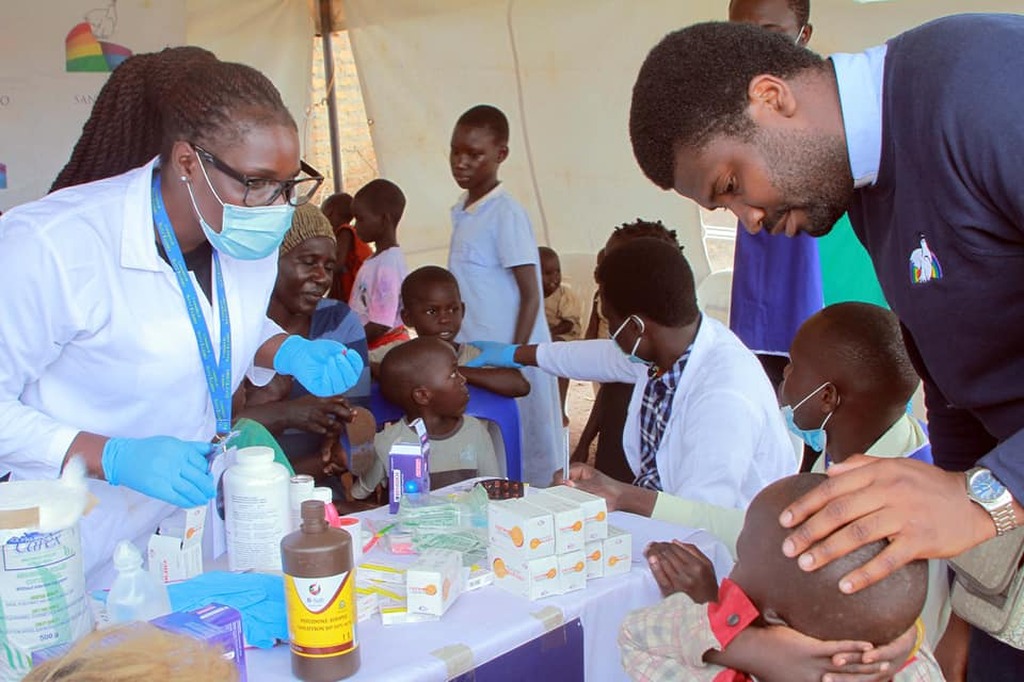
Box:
[487,486,632,600]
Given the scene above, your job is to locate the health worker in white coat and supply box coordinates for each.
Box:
[0,48,363,589]
[468,234,797,551]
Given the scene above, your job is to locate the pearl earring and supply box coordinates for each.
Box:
[180,175,188,183]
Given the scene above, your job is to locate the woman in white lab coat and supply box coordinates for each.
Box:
[0,48,363,588]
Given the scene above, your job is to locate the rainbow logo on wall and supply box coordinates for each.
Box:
[0,163,7,190]
[65,22,132,72]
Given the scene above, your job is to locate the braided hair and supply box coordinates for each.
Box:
[51,47,295,192]
[51,47,216,192]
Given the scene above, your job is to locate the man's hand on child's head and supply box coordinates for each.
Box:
[644,541,717,601]
[778,455,1000,594]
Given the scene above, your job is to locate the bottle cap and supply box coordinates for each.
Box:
[300,500,328,528]
[113,539,143,571]
[312,487,333,503]
[236,446,275,466]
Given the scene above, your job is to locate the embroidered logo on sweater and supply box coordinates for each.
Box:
[909,235,943,284]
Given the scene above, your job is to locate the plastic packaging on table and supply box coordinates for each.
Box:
[397,484,489,531]
[0,459,93,682]
[107,540,172,624]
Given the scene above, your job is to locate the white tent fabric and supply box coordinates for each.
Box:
[0,0,312,213]
[344,0,1023,297]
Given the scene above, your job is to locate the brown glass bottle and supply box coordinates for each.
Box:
[281,500,360,681]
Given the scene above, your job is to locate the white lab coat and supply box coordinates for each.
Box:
[0,159,282,589]
[536,316,796,509]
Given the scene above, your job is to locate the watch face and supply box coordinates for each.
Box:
[970,469,1007,503]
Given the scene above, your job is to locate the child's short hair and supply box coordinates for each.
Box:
[379,337,454,411]
[735,473,928,645]
[353,179,406,223]
[597,237,698,327]
[320,192,354,228]
[609,218,682,251]
[538,246,559,264]
[801,302,919,405]
[401,266,460,307]
[455,104,510,146]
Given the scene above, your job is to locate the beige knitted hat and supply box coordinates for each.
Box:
[280,203,337,255]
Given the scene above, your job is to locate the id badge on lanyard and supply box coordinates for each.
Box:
[151,173,233,439]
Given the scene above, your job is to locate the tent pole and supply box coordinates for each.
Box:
[319,0,343,193]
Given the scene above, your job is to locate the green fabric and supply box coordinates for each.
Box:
[816,214,889,308]
[232,418,295,475]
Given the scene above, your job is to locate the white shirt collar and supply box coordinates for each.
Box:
[830,44,887,189]
[121,156,165,272]
[454,182,505,214]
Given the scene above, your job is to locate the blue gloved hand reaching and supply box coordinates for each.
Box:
[272,335,364,397]
[463,341,523,368]
[102,436,215,508]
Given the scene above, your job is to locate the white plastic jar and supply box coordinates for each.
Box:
[223,446,291,572]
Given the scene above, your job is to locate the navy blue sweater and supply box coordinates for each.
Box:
[848,14,1024,499]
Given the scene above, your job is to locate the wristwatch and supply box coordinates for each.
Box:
[965,466,1018,536]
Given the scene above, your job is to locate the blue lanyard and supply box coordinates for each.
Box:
[151,174,233,436]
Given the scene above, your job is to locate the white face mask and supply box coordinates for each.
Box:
[611,315,652,367]
[185,159,295,260]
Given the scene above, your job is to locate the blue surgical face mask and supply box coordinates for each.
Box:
[186,160,295,260]
[780,381,838,453]
[611,314,651,367]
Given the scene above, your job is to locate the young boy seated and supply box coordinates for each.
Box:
[540,246,582,426]
[370,265,530,399]
[350,337,502,499]
[619,473,943,681]
[779,301,931,469]
[348,179,410,351]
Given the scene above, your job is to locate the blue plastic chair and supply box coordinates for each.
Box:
[368,382,523,480]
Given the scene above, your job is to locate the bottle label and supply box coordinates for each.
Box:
[285,571,358,657]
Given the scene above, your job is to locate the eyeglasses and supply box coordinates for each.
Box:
[192,144,324,207]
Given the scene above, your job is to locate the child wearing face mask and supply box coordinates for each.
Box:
[778,302,932,469]
[645,303,949,648]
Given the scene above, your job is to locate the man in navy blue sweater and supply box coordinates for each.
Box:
[629,14,1024,680]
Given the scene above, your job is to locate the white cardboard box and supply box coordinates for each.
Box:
[148,506,205,584]
[584,540,604,579]
[556,550,587,593]
[488,547,562,601]
[525,492,586,554]
[406,548,462,616]
[488,498,555,560]
[603,526,632,578]
[542,486,609,541]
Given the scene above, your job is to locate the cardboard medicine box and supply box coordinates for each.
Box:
[556,549,587,593]
[488,547,562,601]
[488,498,554,560]
[151,604,247,682]
[148,505,205,583]
[542,486,608,541]
[602,526,632,578]
[525,492,585,554]
[584,540,604,579]
[406,548,462,616]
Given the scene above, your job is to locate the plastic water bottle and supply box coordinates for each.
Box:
[107,540,172,623]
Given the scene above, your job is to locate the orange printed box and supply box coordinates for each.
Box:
[525,492,585,554]
[488,547,562,601]
[488,499,555,560]
[603,526,632,578]
[406,548,463,616]
[556,550,587,593]
[541,486,608,541]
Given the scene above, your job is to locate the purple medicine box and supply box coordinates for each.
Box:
[151,603,247,682]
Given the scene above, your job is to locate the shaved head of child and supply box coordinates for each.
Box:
[730,473,927,645]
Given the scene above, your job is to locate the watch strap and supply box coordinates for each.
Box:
[992,503,1018,536]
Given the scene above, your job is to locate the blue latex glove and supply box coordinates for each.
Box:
[463,341,523,368]
[273,335,364,397]
[102,436,215,508]
[168,571,287,649]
